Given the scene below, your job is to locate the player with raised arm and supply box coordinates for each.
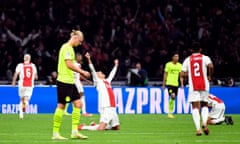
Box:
[12,54,38,119]
[181,42,214,136]
[78,52,120,131]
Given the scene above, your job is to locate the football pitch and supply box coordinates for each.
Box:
[0,114,239,144]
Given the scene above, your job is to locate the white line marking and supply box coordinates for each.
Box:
[1,132,240,135]
[1,140,240,143]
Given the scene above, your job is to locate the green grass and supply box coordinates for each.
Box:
[0,114,239,144]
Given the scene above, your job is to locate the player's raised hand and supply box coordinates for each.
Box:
[114,59,119,66]
[85,52,92,64]
[85,52,90,59]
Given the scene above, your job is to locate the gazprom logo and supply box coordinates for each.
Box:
[1,104,38,114]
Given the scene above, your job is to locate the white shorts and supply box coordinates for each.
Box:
[100,107,120,127]
[188,90,209,102]
[209,103,225,119]
[18,86,33,99]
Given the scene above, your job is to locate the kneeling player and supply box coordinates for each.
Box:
[207,94,233,125]
[79,53,120,131]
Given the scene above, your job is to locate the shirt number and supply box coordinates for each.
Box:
[193,63,200,77]
[24,67,32,79]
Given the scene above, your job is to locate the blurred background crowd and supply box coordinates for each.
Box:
[0,0,240,85]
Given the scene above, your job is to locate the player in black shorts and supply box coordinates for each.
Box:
[52,30,90,140]
[56,81,81,104]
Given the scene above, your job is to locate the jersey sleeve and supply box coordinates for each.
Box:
[63,46,74,60]
[179,63,182,70]
[164,62,169,72]
[182,57,189,72]
[106,66,117,82]
[177,63,182,73]
[204,55,212,65]
[15,63,22,73]
[89,63,99,86]
[32,64,37,75]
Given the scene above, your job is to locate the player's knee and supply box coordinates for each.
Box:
[75,103,82,109]
[24,98,29,104]
[171,93,176,99]
[79,92,84,97]
[207,118,213,124]
[97,126,106,131]
[57,103,65,110]
[73,100,83,108]
[97,122,107,130]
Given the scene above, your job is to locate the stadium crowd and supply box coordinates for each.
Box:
[0,0,240,84]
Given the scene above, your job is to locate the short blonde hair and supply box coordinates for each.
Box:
[70,30,83,37]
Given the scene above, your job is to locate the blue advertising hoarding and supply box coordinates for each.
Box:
[0,85,239,114]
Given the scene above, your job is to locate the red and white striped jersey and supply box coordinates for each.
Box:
[89,64,117,109]
[208,94,224,107]
[15,62,37,87]
[182,53,212,91]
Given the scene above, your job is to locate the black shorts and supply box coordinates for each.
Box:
[166,85,179,96]
[73,85,82,99]
[56,81,81,104]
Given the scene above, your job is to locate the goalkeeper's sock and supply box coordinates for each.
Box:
[72,106,81,134]
[192,108,200,130]
[53,108,64,134]
[201,106,209,126]
[169,98,174,114]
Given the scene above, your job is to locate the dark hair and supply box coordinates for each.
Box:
[192,42,201,51]
[171,51,179,57]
